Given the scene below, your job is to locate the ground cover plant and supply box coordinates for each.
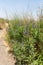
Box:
[6,15,43,65]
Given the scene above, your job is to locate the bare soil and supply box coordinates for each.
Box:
[0,28,15,65]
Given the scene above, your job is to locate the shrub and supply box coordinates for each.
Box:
[6,17,43,65]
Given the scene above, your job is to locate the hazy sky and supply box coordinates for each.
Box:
[0,0,43,18]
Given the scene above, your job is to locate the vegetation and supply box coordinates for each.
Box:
[6,13,43,65]
[0,18,7,29]
[6,19,43,65]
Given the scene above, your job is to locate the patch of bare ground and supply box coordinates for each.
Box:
[0,24,15,65]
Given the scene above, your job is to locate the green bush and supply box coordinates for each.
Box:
[7,17,43,65]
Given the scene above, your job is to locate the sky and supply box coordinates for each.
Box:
[0,0,43,19]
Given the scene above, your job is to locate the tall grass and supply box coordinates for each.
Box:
[6,15,43,65]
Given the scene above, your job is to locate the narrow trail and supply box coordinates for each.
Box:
[0,28,15,65]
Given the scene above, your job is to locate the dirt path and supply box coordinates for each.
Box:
[0,29,15,65]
